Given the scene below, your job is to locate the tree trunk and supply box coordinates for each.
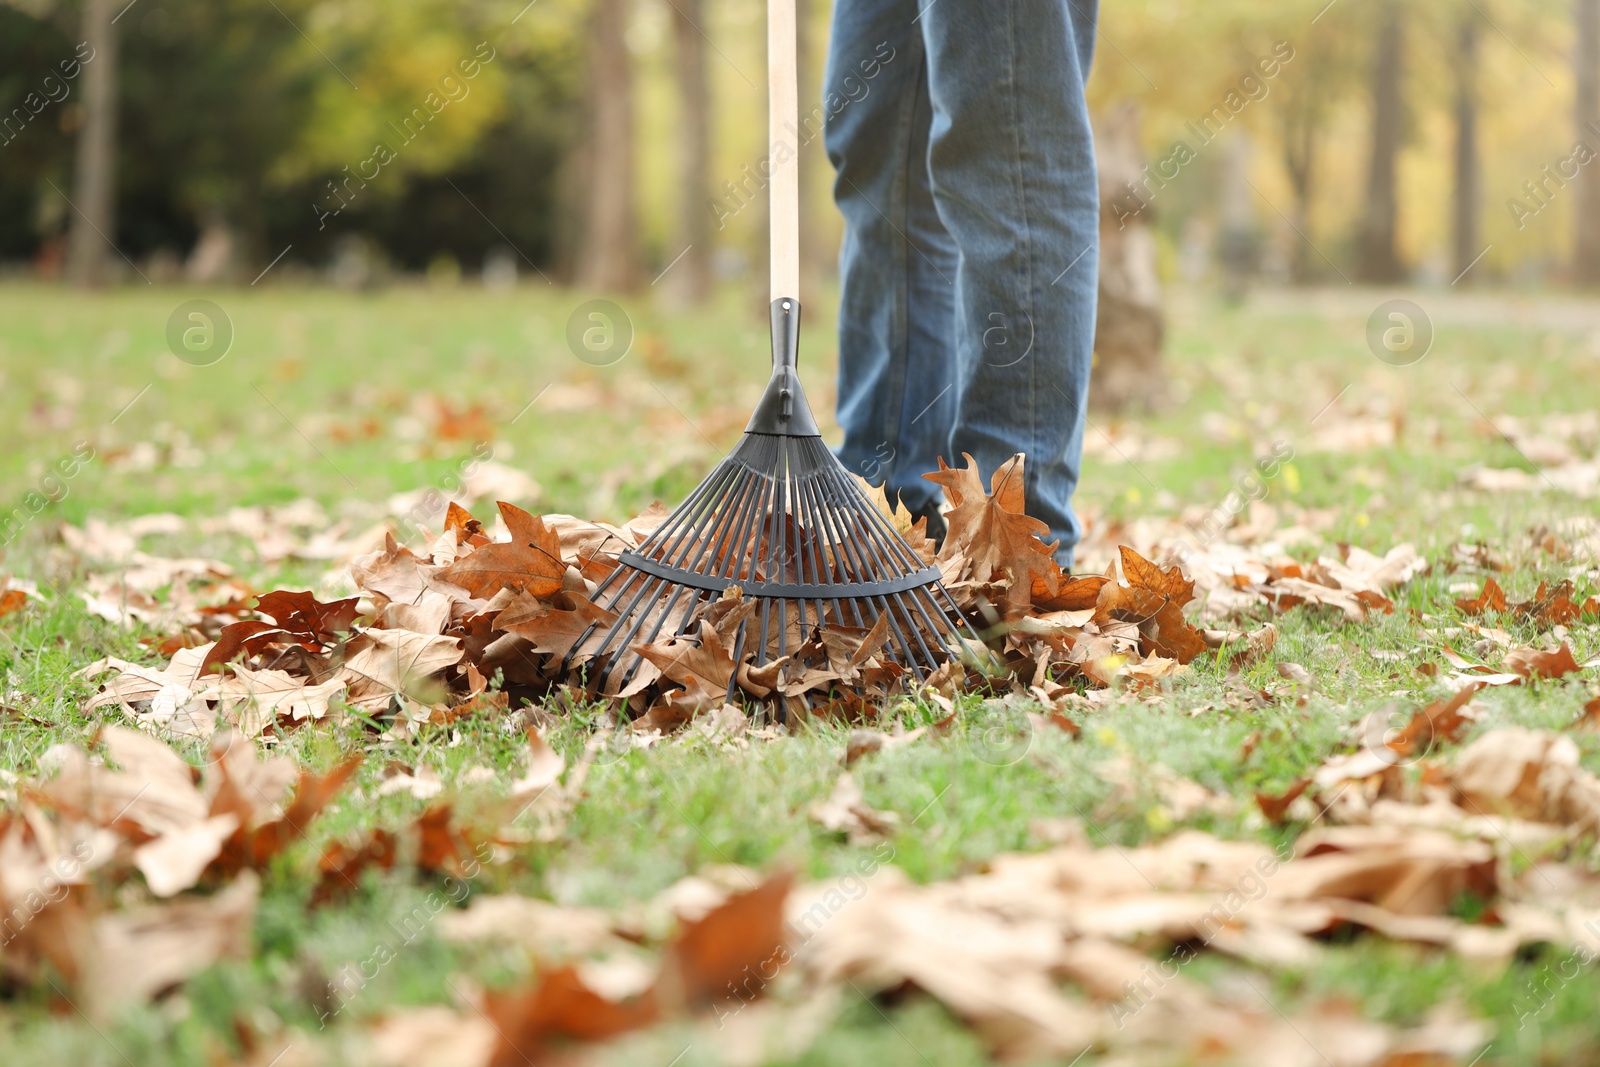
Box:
[667,0,712,304]
[1280,52,1322,285]
[68,0,118,289]
[1576,0,1600,283]
[1090,103,1164,414]
[1452,16,1481,284]
[575,0,639,292]
[1218,134,1256,299]
[1357,0,1405,284]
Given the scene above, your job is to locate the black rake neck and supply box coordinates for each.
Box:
[744,297,821,437]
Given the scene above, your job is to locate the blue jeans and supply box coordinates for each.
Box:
[824,0,1099,567]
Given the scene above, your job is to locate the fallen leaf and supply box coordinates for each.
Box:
[809,774,900,843]
[1504,641,1583,681]
[512,729,566,798]
[1096,547,1206,664]
[339,628,464,709]
[439,501,567,599]
[1255,778,1311,824]
[658,870,794,1010]
[499,591,618,663]
[924,453,1060,615]
[252,589,361,644]
[1455,576,1507,615]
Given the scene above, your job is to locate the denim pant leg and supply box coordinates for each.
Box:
[923,0,1099,566]
[825,1,959,516]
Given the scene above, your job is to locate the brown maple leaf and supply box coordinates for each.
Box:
[478,871,791,1066]
[924,453,1060,616]
[210,752,363,877]
[1031,573,1109,612]
[1096,547,1206,665]
[438,501,566,599]
[1388,683,1482,759]
[485,966,661,1066]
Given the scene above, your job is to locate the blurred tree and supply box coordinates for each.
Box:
[1452,11,1481,283]
[1576,0,1600,283]
[1358,0,1407,282]
[117,0,324,272]
[1271,27,1363,285]
[0,7,76,265]
[1092,103,1165,413]
[575,0,639,290]
[66,0,116,287]
[668,0,712,304]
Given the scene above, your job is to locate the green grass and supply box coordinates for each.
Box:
[2,280,1600,1064]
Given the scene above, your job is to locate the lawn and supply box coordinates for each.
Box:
[2,280,1600,1066]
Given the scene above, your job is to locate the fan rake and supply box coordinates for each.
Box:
[556,0,979,708]
[567,299,979,702]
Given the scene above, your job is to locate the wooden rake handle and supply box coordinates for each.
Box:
[768,0,799,302]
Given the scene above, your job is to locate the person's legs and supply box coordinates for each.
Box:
[825,0,959,520]
[920,0,1099,566]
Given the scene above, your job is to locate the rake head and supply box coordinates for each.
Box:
[568,299,977,705]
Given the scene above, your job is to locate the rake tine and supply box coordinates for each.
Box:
[588,297,978,718]
[592,574,666,692]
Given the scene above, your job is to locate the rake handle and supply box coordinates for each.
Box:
[768,0,799,302]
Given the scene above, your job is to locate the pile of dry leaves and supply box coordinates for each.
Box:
[75,454,1441,747]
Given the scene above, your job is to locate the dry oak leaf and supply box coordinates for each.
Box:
[483,963,661,1067]
[1030,572,1109,612]
[1455,576,1507,615]
[511,728,567,798]
[35,726,208,837]
[479,870,793,1065]
[1450,726,1600,829]
[924,453,1060,612]
[351,534,473,607]
[339,628,464,709]
[443,500,488,544]
[809,773,901,843]
[817,614,891,682]
[213,667,347,731]
[635,620,775,701]
[79,871,259,1020]
[1504,641,1583,681]
[1255,777,1311,824]
[198,620,300,675]
[658,869,794,1011]
[252,589,361,644]
[498,591,618,663]
[216,752,364,875]
[1511,579,1600,625]
[439,501,567,599]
